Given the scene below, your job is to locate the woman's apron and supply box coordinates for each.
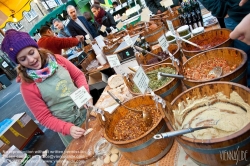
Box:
[36,65,86,147]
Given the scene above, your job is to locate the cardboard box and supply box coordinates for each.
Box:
[0,112,39,150]
[88,72,108,90]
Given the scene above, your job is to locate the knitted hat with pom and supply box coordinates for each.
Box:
[1,29,38,63]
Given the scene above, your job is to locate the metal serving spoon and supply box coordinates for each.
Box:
[157,67,222,80]
[107,91,153,127]
[153,126,212,139]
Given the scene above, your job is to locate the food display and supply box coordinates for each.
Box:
[146,52,170,65]
[113,105,161,141]
[132,67,176,92]
[173,91,250,139]
[185,36,228,51]
[183,58,237,81]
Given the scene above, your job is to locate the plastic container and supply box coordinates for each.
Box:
[182,33,192,40]
[192,27,205,36]
[177,25,190,37]
[165,31,176,43]
[94,138,112,157]
[25,155,47,166]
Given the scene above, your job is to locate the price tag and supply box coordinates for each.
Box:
[167,20,175,35]
[100,25,106,32]
[106,54,121,68]
[163,0,173,7]
[158,35,169,52]
[141,11,150,22]
[142,7,150,14]
[85,39,92,45]
[70,86,92,108]
[160,1,165,7]
[133,66,149,94]
[121,14,128,21]
[116,21,124,30]
[85,34,90,40]
[124,35,133,46]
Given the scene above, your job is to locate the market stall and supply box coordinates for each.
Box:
[55,2,250,166]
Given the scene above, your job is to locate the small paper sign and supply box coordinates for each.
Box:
[158,35,169,52]
[85,34,90,40]
[100,25,106,32]
[141,11,150,22]
[160,1,165,7]
[121,14,128,21]
[164,0,173,7]
[70,86,92,108]
[167,20,175,35]
[124,35,133,46]
[116,21,124,30]
[106,54,121,68]
[133,66,150,94]
[85,39,92,45]
[142,7,150,14]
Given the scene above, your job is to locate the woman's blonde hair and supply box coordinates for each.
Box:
[17,48,56,83]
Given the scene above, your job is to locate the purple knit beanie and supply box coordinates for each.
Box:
[1,29,38,64]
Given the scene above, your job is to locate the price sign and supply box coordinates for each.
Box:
[124,35,133,46]
[163,0,173,7]
[106,54,121,68]
[167,20,175,35]
[141,11,150,22]
[121,14,128,21]
[100,25,106,32]
[142,7,150,14]
[158,35,169,52]
[70,86,92,108]
[116,21,124,30]
[133,66,149,94]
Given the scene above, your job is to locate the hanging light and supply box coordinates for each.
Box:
[11,14,17,22]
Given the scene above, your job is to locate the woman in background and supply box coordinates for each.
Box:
[91,4,116,37]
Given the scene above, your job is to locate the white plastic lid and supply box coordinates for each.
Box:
[177,25,189,33]
[165,31,174,37]
[192,27,205,34]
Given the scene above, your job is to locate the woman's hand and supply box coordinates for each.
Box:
[230,14,250,45]
[70,126,85,139]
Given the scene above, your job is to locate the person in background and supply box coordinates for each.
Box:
[199,0,250,87]
[37,26,83,56]
[145,0,180,14]
[112,1,118,8]
[66,5,98,45]
[1,29,91,147]
[53,18,71,38]
[83,11,96,29]
[91,4,116,37]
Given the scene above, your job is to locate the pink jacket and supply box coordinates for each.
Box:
[20,55,89,135]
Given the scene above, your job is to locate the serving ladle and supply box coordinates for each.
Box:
[169,34,205,50]
[107,91,153,127]
[157,66,222,80]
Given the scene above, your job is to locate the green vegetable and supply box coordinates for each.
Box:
[132,67,176,93]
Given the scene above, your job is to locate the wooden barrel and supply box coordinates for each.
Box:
[165,82,250,166]
[124,63,182,103]
[103,95,174,165]
[181,28,233,58]
[162,12,181,30]
[142,22,165,46]
[103,42,120,55]
[182,47,247,88]
[136,44,180,70]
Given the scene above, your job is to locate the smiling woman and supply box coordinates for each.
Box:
[1,29,92,147]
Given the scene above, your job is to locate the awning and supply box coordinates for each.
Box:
[29,0,76,36]
[0,0,33,28]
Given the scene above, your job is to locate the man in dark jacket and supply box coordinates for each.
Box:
[66,5,98,45]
